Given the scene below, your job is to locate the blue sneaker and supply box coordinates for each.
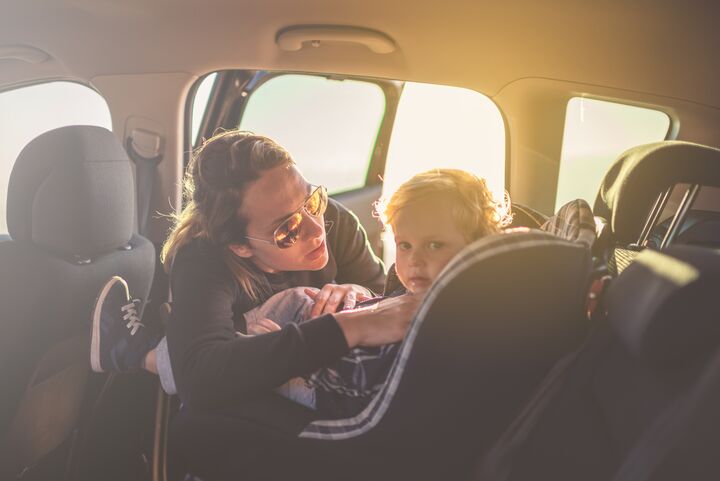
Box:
[90,276,157,373]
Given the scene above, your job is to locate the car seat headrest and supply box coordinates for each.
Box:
[606,246,720,372]
[7,125,135,258]
[594,141,720,245]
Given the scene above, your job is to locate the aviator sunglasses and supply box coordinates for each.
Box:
[245,185,328,249]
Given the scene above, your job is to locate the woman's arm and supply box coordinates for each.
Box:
[334,294,421,348]
[166,245,349,410]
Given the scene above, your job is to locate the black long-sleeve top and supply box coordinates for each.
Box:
[166,199,386,410]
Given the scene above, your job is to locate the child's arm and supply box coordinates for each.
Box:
[243,287,317,332]
[246,317,282,335]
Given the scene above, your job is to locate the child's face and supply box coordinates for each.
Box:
[391,195,469,295]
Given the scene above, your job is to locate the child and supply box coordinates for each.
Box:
[256,168,511,417]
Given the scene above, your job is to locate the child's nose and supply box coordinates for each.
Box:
[409,250,425,266]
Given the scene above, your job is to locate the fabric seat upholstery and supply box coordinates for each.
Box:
[478,246,720,481]
[0,125,155,477]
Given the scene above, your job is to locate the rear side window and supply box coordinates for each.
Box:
[380,82,505,264]
[0,81,112,235]
[238,74,386,194]
[555,97,670,211]
[381,82,505,201]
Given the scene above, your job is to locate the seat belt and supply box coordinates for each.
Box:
[126,129,164,236]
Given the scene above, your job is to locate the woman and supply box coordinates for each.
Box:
[91,130,419,411]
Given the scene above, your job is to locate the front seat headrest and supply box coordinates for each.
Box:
[594,141,720,245]
[6,125,135,258]
[606,246,720,372]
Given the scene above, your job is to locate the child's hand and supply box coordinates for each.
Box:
[304,284,373,318]
[246,317,282,335]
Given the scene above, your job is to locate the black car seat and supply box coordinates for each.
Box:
[478,246,720,481]
[613,308,720,481]
[171,228,593,481]
[477,141,720,481]
[0,125,155,478]
[593,141,720,274]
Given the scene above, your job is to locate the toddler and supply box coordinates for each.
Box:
[261,168,511,417]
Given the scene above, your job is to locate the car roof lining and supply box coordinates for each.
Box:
[1,0,719,108]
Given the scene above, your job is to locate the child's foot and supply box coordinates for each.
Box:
[90,276,158,373]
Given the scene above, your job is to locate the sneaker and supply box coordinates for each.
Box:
[90,276,158,373]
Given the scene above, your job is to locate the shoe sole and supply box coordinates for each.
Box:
[90,275,130,373]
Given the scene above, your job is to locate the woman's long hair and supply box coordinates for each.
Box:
[161,130,294,303]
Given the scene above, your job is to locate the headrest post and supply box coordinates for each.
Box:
[660,184,701,249]
[638,187,672,246]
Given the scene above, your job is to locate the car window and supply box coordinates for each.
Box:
[238,74,386,195]
[0,81,112,236]
[191,72,218,146]
[191,73,506,263]
[555,97,670,212]
[381,82,505,264]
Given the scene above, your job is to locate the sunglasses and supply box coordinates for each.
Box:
[245,185,328,249]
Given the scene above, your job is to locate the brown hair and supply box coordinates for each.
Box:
[379,168,512,241]
[161,130,294,302]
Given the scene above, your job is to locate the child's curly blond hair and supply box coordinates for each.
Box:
[377,169,512,241]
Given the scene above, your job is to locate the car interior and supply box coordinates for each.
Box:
[1,1,719,480]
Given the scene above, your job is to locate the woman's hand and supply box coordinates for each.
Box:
[246,317,282,335]
[334,293,422,348]
[304,283,373,318]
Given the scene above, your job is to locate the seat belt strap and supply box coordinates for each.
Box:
[126,129,163,236]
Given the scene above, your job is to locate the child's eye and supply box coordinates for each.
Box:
[397,241,411,251]
[428,241,445,250]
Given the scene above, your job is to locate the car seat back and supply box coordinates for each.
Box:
[0,125,155,478]
[300,230,593,480]
[478,246,720,481]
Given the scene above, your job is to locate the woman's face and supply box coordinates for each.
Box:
[230,164,329,273]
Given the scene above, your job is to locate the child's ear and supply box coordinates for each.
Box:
[228,243,253,258]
